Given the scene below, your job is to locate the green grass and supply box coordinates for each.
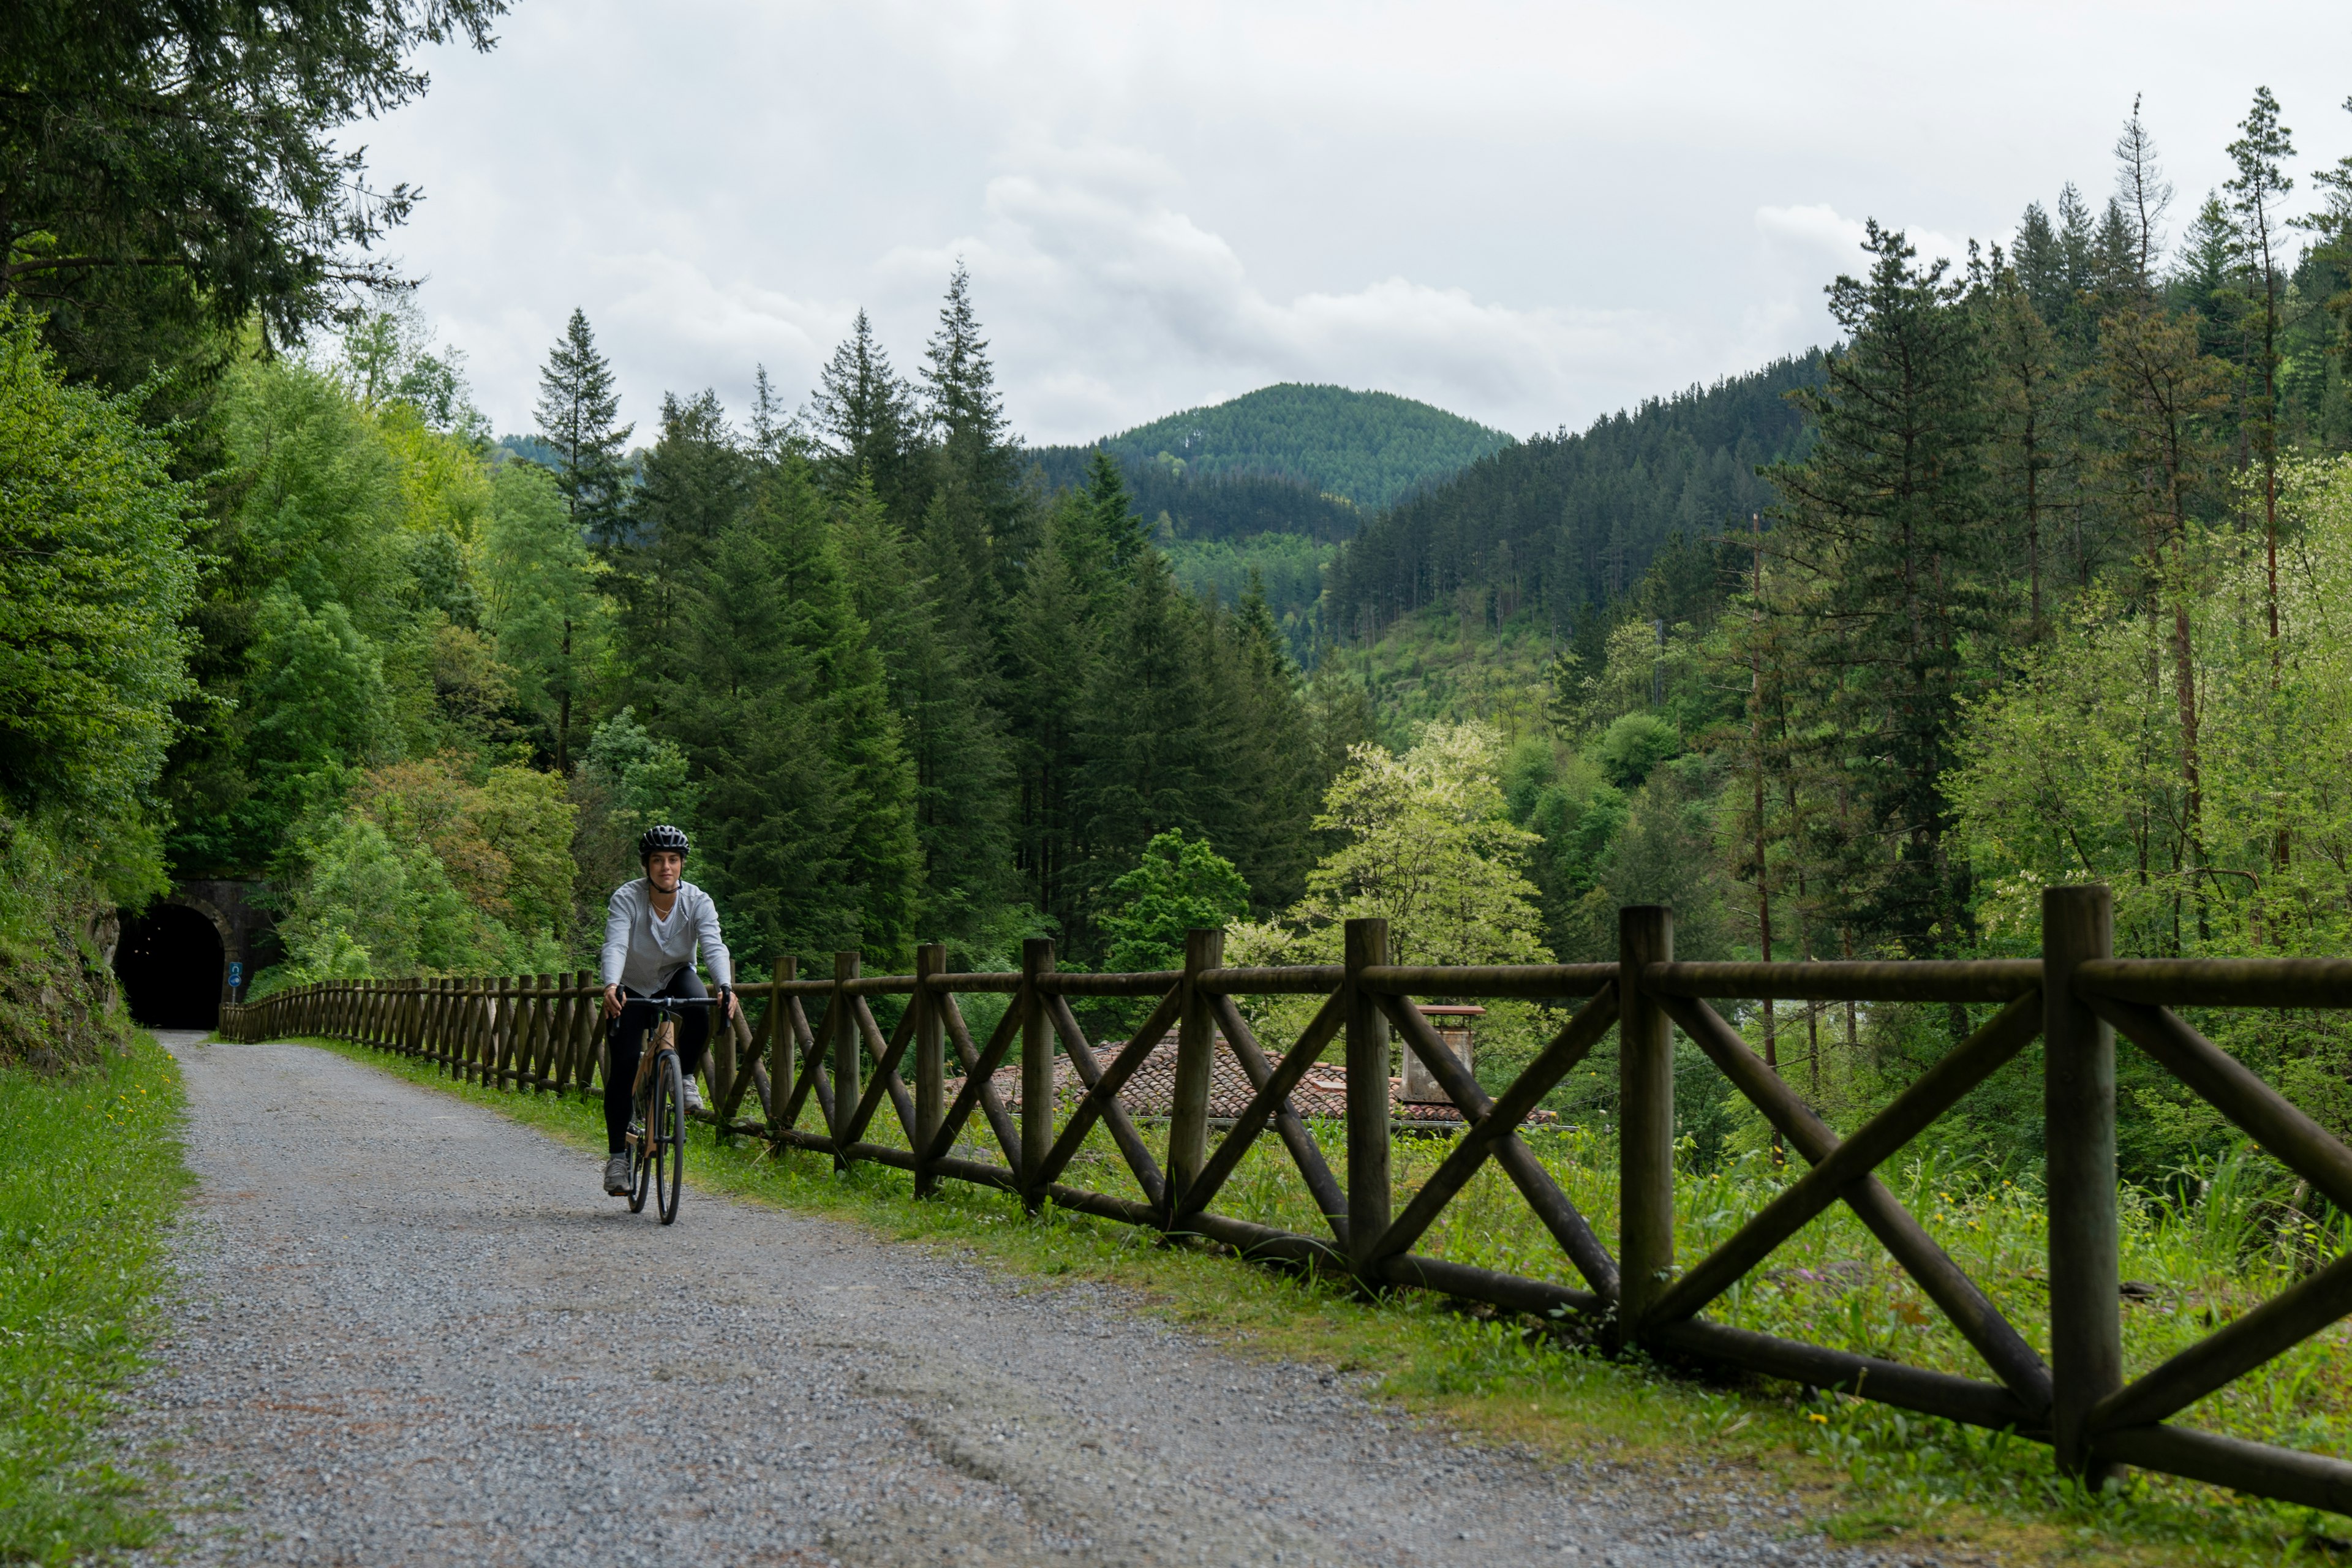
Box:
[0,1035,187,1563]
[296,1035,2352,1566]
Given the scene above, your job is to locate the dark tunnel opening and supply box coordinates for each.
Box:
[116,904,224,1029]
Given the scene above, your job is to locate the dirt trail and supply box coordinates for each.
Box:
[123,1034,1880,1567]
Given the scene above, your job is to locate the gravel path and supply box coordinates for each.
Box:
[121,1033,1907,1567]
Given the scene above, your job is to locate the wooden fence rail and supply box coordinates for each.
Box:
[217,884,2352,1513]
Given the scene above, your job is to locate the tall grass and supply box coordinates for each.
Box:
[0,1036,186,1561]
[1159,1118,2352,1460]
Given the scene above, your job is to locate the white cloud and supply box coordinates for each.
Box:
[363,0,2352,447]
[880,154,1716,438]
[1756,203,1972,277]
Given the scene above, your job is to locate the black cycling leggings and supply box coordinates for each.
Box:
[605,967,712,1153]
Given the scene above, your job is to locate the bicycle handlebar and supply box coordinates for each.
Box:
[612,988,732,1016]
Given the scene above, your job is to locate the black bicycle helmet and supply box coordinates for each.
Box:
[638,824,690,862]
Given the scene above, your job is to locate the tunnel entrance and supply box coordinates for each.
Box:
[116,903,225,1029]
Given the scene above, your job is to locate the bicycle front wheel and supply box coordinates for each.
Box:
[653,1050,685,1225]
[628,1121,651,1213]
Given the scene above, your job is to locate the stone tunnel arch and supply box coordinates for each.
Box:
[116,900,228,1029]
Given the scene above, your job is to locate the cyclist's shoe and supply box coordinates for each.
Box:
[680,1075,705,1115]
[602,1153,632,1196]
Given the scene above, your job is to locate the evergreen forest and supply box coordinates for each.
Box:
[1038,381,1514,508]
[10,18,2352,1200]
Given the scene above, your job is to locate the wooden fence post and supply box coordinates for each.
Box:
[508,976,528,1085]
[769,956,795,1125]
[568,971,587,1089]
[546,974,571,1090]
[468,981,489,1085]
[447,981,464,1079]
[486,977,507,1087]
[914,943,944,1197]
[486,979,503,1086]
[494,978,514,1087]
[832,952,860,1170]
[1022,937,1057,1212]
[1618,904,1675,1342]
[1167,928,1224,1225]
[527,974,552,1090]
[574,970,599,1096]
[2045,883,2120,1485]
[710,965,739,1121]
[1344,918,1390,1272]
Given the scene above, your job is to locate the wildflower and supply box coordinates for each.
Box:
[1806,1411,1828,1423]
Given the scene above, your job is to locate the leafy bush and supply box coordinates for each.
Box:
[1098,830,1250,973]
[1594,712,1681,788]
[0,308,196,1068]
[0,307,197,848]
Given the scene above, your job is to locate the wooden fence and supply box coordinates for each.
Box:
[219,886,2352,1513]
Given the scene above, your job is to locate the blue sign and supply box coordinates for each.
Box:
[228,962,244,988]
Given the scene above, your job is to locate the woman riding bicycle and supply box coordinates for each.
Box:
[598,826,737,1196]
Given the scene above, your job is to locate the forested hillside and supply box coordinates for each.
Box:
[1034,382,1512,508]
[1326,354,1823,642]
[13,20,2352,1202]
[1336,91,2352,1178]
[1024,454,1361,543]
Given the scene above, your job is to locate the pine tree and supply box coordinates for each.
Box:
[675,456,919,966]
[1006,502,1102,935]
[1082,452,1150,577]
[2114,95,2175,291]
[747,365,796,466]
[809,310,926,524]
[1981,258,2069,631]
[2171,193,2246,362]
[921,265,1034,620]
[2297,97,2352,376]
[2092,300,2231,935]
[2226,86,2296,660]
[616,390,749,718]
[834,475,1019,954]
[533,309,633,541]
[1211,575,1321,910]
[1766,224,1994,991]
[1072,552,1227,948]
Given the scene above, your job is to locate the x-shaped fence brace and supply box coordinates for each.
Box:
[225,888,2352,1515]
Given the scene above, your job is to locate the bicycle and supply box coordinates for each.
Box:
[612,990,726,1224]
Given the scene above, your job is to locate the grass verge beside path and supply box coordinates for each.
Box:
[1,1035,186,1564]
[301,1036,2348,1567]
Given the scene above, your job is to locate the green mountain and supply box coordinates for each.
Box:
[1035,383,1515,511]
[1328,353,1825,641]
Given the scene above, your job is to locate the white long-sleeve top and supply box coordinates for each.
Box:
[600,878,733,992]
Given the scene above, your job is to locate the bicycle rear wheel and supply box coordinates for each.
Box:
[653,1050,685,1224]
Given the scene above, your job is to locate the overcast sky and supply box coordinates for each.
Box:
[358,1,2352,447]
